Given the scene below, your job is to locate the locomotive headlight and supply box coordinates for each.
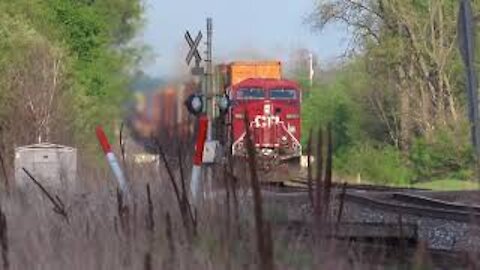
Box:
[185,93,204,116]
[288,125,296,134]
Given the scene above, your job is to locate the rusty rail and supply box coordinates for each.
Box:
[343,193,480,222]
[390,192,480,213]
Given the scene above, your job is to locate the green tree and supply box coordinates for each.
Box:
[0,0,144,165]
[302,62,368,152]
[310,0,470,149]
[304,0,479,183]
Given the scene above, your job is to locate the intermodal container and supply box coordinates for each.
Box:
[227,61,282,86]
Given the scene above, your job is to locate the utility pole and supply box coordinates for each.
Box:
[458,0,480,181]
[308,52,314,88]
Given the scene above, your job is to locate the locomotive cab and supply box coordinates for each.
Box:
[229,78,302,167]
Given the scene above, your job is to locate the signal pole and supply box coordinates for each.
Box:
[204,18,214,195]
[205,18,214,140]
[185,18,218,202]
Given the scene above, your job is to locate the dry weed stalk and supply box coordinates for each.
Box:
[143,252,152,270]
[323,124,333,223]
[155,139,195,238]
[0,150,9,192]
[177,144,196,233]
[116,188,130,235]
[22,167,68,222]
[177,145,188,210]
[336,182,347,226]
[243,112,274,270]
[230,173,240,238]
[413,241,433,269]
[312,124,334,247]
[119,121,126,162]
[222,147,242,269]
[165,212,176,268]
[0,207,8,270]
[229,123,240,229]
[146,184,154,233]
[397,214,406,259]
[224,162,231,230]
[119,121,130,185]
[314,128,324,238]
[307,128,313,207]
[144,184,154,270]
[222,158,233,269]
[226,126,240,238]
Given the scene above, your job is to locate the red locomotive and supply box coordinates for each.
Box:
[221,61,302,169]
[228,78,302,164]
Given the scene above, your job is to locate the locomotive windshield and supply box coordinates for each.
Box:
[269,88,297,99]
[236,88,265,100]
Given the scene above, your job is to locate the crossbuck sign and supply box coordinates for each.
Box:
[185,31,202,66]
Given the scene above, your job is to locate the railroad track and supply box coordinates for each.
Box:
[263,177,427,193]
[390,192,480,213]
[343,192,480,222]
[345,242,477,269]
[275,220,475,269]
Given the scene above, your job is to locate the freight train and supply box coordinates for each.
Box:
[127,80,199,152]
[129,61,302,168]
[219,61,302,169]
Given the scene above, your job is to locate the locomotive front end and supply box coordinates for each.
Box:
[230,79,302,169]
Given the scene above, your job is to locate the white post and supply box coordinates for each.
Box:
[309,52,314,87]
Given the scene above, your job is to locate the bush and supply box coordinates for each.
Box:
[409,126,474,182]
[335,143,414,185]
[301,72,365,153]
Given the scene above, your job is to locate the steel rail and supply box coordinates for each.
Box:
[265,179,427,192]
[390,192,480,213]
[343,193,480,222]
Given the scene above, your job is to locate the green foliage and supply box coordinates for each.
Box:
[413,179,479,191]
[0,0,143,152]
[0,1,143,166]
[0,11,47,120]
[335,143,413,185]
[301,61,416,185]
[302,63,367,152]
[303,0,480,186]
[409,125,474,182]
[41,0,142,145]
[301,61,475,184]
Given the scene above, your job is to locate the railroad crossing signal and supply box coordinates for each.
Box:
[185,93,204,116]
[185,31,203,66]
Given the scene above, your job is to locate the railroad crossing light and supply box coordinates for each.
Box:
[185,93,204,116]
[217,94,231,114]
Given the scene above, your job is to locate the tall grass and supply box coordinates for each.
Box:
[0,135,476,269]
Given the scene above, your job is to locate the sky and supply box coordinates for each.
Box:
[138,0,350,78]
